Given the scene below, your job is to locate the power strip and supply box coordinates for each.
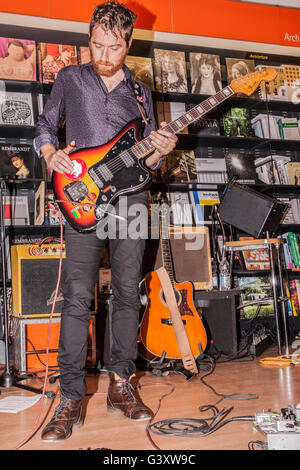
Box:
[249,333,273,356]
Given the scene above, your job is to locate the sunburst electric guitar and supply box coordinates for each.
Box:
[52,68,277,231]
[138,197,207,361]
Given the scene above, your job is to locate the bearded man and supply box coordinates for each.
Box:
[34,1,177,441]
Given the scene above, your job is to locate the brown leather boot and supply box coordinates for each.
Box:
[107,372,153,421]
[41,395,83,441]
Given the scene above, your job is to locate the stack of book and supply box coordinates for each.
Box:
[281,232,300,269]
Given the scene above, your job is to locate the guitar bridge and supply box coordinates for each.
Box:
[161,318,186,326]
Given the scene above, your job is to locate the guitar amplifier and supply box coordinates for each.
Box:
[142,225,212,290]
[218,183,289,238]
[13,315,97,372]
[195,290,239,356]
[11,244,97,318]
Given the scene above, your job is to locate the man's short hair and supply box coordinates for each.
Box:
[89,1,137,45]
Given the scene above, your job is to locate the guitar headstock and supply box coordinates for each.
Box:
[230,67,278,96]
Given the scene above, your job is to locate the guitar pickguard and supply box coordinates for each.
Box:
[89,127,150,216]
[178,290,194,317]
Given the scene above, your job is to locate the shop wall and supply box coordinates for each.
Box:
[1,0,300,48]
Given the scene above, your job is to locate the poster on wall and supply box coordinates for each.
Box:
[225,57,257,97]
[38,43,78,83]
[0,37,36,81]
[125,55,154,90]
[189,52,222,95]
[153,49,188,93]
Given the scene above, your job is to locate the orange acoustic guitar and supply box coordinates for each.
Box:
[138,197,207,361]
[52,67,277,231]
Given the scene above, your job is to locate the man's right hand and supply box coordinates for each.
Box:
[41,141,75,174]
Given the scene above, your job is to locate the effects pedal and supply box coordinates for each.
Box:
[254,405,300,450]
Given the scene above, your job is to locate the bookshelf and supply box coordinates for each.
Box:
[1,21,300,342]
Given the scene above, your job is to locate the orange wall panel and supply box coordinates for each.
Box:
[1,0,300,48]
[172,0,280,45]
[278,7,300,47]
[48,0,173,32]
[124,0,172,33]
[49,0,98,23]
[0,0,49,18]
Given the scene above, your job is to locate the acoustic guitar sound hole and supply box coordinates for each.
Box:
[161,288,181,306]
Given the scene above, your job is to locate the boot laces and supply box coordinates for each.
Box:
[120,380,135,402]
[54,396,77,418]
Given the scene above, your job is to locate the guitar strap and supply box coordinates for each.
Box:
[156,266,198,375]
[128,79,150,125]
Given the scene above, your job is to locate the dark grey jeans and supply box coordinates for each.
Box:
[58,192,148,400]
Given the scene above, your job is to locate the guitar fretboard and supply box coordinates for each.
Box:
[131,85,235,160]
[160,211,175,286]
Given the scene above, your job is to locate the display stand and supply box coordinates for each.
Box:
[226,236,289,355]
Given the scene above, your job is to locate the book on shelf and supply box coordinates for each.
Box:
[0,234,11,281]
[287,87,300,104]
[159,149,197,183]
[222,108,254,137]
[189,52,222,95]
[0,139,43,180]
[167,192,193,225]
[287,162,300,185]
[225,57,257,97]
[189,190,220,225]
[78,46,90,64]
[278,117,300,140]
[281,64,300,103]
[155,102,188,134]
[256,65,287,102]
[288,279,300,316]
[281,232,300,269]
[237,276,274,318]
[45,193,66,226]
[279,197,300,224]
[1,194,30,226]
[0,37,37,81]
[251,113,282,139]
[34,181,45,225]
[0,90,34,126]
[38,42,78,83]
[225,151,257,184]
[125,55,154,91]
[186,104,220,136]
[153,48,188,93]
[195,156,227,184]
[239,236,270,271]
[254,155,291,184]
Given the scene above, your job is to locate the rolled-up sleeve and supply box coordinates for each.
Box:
[34,69,66,157]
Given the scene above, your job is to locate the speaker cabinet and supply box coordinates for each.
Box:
[218,183,289,238]
[13,315,96,372]
[195,290,240,356]
[11,244,97,317]
[142,225,212,290]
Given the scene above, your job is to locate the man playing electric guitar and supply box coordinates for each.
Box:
[34,1,177,441]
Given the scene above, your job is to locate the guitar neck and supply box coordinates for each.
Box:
[160,213,175,285]
[131,85,235,159]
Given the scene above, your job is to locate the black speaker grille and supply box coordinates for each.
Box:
[20,259,65,315]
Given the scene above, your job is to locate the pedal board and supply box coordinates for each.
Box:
[254,405,300,450]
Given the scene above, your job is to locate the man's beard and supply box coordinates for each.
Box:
[90,47,128,77]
